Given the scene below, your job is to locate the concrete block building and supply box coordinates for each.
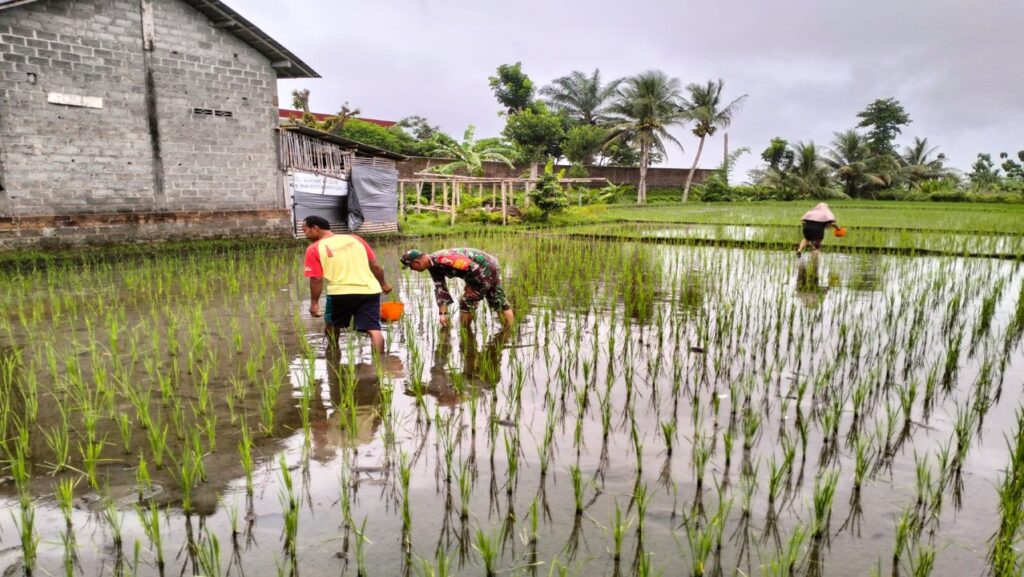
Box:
[0,0,319,246]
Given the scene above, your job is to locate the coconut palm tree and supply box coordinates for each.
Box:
[900,137,947,189]
[428,125,515,176]
[825,130,887,197]
[605,71,687,204]
[788,142,835,199]
[680,79,747,202]
[761,141,834,199]
[540,69,622,126]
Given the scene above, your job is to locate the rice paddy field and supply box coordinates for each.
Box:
[1,204,1024,577]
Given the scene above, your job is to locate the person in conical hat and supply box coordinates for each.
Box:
[796,203,839,257]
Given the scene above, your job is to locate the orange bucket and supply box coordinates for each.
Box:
[833,226,847,238]
[380,301,405,322]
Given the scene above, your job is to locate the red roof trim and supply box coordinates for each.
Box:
[278,109,395,127]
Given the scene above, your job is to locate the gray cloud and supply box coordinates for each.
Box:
[235,0,1024,180]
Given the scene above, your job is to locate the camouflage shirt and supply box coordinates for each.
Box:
[427,248,502,307]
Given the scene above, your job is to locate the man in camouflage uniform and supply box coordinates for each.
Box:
[401,248,514,328]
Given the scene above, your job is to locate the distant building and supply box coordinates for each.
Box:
[0,0,319,247]
[277,108,396,128]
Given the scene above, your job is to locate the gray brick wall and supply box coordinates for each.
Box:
[150,0,279,211]
[0,0,154,216]
[0,0,282,217]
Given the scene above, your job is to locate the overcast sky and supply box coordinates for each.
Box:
[235,0,1024,182]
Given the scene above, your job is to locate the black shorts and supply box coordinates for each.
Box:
[802,221,827,246]
[324,293,381,331]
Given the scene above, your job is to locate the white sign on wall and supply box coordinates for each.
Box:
[47,92,104,109]
[290,171,348,196]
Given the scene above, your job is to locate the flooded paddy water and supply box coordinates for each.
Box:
[0,234,1022,577]
[565,222,1024,259]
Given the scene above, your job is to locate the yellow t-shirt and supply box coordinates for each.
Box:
[303,234,381,295]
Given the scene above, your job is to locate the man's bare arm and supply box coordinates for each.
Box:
[309,277,323,316]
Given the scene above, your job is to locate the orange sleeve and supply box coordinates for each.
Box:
[303,242,323,277]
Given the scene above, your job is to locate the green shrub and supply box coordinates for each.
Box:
[458,208,505,224]
[567,205,608,220]
[927,189,971,202]
[529,160,569,219]
[873,188,910,201]
[520,204,544,223]
[729,185,776,201]
[644,187,683,203]
[566,164,589,178]
[696,174,732,202]
[1001,180,1024,198]
[918,178,960,196]
[566,186,617,206]
[335,119,416,155]
[604,184,636,203]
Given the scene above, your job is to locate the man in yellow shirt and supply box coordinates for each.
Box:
[302,216,392,356]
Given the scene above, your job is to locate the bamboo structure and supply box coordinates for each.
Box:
[397,173,610,225]
[279,130,350,178]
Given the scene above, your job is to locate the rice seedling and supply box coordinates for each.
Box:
[691,431,713,495]
[569,464,584,515]
[14,500,40,575]
[990,407,1024,575]
[79,433,107,490]
[60,520,77,577]
[913,453,933,520]
[278,454,299,558]
[147,421,168,469]
[399,451,413,550]
[416,550,452,577]
[633,482,651,542]
[42,423,71,473]
[742,409,761,451]
[102,498,125,552]
[610,499,631,562]
[457,460,473,520]
[473,527,499,577]
[196,528,222,577]
[259,378,278,437]
[239,421,254,494]
[779,523,808,575]
[204,411,218,453]
[527,496,540,546]
[353,517,371,577]
[0,223,1020,577]
[685,512,723,577]
[908,545,936,577]
[892,506,914,570]
[722,425,735,469]
[811,469,839,542]
[56,476,77,528]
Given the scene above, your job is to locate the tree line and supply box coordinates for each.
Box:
[746,97,1023,201]
[288,69,1022,204]
[288,64,747,205]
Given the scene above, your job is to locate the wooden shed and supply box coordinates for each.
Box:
[278,124,405,236]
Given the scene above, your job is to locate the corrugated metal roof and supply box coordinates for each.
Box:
[280,124,408,161]
[278,109,397,127]
[0,0,319,79]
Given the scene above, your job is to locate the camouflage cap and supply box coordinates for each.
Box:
[400,249,424,267]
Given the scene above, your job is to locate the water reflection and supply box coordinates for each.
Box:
[795,258,829,309]
[309,352,403,461]
[846,254,882,292]
[424,324,510,406]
